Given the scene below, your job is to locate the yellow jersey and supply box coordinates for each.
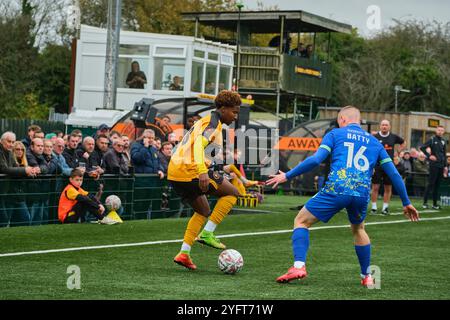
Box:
[168,111,223,182]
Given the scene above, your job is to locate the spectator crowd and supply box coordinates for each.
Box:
[0,124,177,227]
[1,120,449,227]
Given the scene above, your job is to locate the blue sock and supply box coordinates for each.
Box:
[292,227,309,264]
[355,244,371,275]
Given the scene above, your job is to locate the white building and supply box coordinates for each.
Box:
[66,25,236,128]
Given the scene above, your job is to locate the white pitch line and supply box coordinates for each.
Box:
[0,216,449,258]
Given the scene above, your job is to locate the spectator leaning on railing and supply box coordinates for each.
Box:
[158,141,173,174]
[131,129,164,178]
[91,134,109,170]
[0,132,38,227]
[43,139,58,174]
[26,138,52,225]
[52,138,73,176]
[63,134,83,171]
[76,136,104,179]
[11,141,31,226]
[103,137,130,175]
[122,134,131,164]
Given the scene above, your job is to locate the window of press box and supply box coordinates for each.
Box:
[154,46,185,57]
[191,61,204,92]
[204,64,218,95]
[153,58,185,91]
[194,50,205,58]
[118,57,149,89]
[119,44,150,56]
[208,52,219,61]
[219,66,231,91]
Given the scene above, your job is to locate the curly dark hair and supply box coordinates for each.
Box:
[215,90,241,109]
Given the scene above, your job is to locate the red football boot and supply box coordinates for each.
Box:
[276,266,307,283]
[361,274,375,287]
[174,252,197,270]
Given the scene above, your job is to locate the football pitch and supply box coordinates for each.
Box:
[0,195,449,300]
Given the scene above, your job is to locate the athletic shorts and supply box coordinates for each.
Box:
[371,165,392,185]
[305,191,369,225]
[169,170,224,202]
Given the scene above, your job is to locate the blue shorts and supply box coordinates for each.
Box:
[305,191,368,225]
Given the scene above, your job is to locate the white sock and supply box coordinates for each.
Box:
[382,203,389,210]
[372,202,377,210]
[181,242,191,252]
[294,261,305,269]
[203,220,217,232]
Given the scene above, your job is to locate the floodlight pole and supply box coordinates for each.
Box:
[103,0,122,110]
[394,85,411,112]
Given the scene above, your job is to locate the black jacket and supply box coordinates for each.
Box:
[90,147,106,169]
[43,153,59,174]
[62,147,81,169]
[26,149,50,174]
[75,147,100,172]
[0,144,27,176]
[420,136,447,168]
[103,149,129,175]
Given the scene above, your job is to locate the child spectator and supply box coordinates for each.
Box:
[58,169,115,224]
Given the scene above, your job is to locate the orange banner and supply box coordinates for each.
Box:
[274,137,322,151]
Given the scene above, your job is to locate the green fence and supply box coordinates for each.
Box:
[0,174,217,227]
[0,119,66,139]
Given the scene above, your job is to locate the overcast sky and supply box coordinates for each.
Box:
[243,0,450,37]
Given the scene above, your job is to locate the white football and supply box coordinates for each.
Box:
[218,249,244,275]
[105,195,122,211]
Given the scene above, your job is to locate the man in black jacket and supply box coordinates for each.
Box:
[76,136,104,179]
[63,134,83,169]
[420,125,447,209]
[26,138,54,225]
[0,132,38,227]
[91,134,109,170]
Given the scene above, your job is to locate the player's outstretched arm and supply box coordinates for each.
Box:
[381,160,420,221]
[266,147,330,189]
[266,170,287,189]
[404,204,420,222]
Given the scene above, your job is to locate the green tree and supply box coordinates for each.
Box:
[37,44,72,114]
[0,3,39,118]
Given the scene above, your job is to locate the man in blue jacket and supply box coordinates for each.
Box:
[131,129,164,179]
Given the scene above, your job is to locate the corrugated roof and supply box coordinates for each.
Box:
[181,10,352,34]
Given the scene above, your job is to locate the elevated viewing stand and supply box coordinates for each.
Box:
[182,10,352,128]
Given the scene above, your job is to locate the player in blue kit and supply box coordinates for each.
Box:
[266,106,419,287]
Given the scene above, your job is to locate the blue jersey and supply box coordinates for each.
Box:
[319,123,391,198]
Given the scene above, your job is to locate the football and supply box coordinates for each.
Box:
[105,195,122,211]
[218,249,244,275]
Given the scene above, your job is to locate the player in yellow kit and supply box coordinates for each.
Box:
[169,90,241,270]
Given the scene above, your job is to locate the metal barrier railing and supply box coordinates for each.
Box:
[0,173,206,227]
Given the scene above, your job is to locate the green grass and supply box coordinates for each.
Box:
[0,195,449,300]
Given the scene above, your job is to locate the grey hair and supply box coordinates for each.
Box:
[1,131,16,141]
[83,136,95,144]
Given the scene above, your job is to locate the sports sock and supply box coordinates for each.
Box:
[229,164,242,178]
[203,220,217,232]
[292,227,309,268]
[181,243,191,253]
[355,244,371,276]
[209,195,237,225]
[382,203,389,210]
[181,212,207,250]
[371,202,377,210]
